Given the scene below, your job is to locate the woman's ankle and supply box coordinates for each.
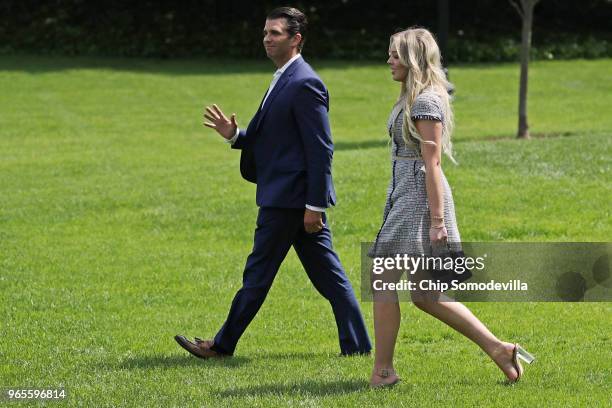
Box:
[488,341,517,364]
[372,362,395,373]
[483,339,506,358]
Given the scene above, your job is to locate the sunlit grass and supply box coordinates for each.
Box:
[0,56,610,407]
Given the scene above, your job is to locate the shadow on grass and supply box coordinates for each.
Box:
[117,350,345,370]
[334,132,582,152]
[474,131,578,142]
[335,139,388,151]
[118,354,250,369]
[215,379,368,397]
[0,54,382,75]
[253,351,343,360]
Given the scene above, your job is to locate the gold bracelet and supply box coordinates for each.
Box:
[430,224,445,229]
[431,215,444,221]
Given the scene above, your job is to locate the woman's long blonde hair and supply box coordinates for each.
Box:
[391,28,456,163]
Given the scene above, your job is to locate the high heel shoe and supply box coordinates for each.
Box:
[510,343,535,383]
[370,368,401,389]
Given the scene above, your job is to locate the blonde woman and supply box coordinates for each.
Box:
[368,28,535,388]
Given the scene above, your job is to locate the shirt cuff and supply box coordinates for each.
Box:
[305,204,326,212]
[226,128,239,144]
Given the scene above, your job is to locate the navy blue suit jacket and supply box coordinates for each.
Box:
[232,57,337,209]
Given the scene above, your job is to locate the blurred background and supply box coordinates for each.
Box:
[1,0,611,62]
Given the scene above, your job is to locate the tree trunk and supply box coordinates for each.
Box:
[517,1,536,139]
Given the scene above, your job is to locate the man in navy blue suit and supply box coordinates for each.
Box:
[175,7,371,358]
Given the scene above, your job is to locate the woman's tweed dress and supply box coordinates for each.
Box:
[368,90,461,258]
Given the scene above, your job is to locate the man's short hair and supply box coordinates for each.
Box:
[267,7,308,51]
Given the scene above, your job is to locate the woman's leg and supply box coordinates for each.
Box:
[370,269,403,385]
[411,288,519,381]
[373,300,400,367]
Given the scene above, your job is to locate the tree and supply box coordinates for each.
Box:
[510,0,541,139]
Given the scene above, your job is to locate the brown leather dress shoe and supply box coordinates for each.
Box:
[174,335,227,359]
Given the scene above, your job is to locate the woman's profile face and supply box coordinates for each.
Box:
[387,45,408,82]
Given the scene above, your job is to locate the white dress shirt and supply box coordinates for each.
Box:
[227,54,326,212]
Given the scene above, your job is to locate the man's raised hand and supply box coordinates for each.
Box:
[203,104,238,140]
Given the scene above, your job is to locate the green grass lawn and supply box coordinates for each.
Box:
[0,55,610,407]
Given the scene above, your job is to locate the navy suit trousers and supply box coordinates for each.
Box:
[212,207,371,355]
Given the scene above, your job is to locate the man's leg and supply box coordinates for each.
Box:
[293,214,372,355]
[212,208,301,355]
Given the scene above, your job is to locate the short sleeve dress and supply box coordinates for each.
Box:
[368,90,461,258]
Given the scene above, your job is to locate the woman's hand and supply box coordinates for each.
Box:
[429,225,448,245]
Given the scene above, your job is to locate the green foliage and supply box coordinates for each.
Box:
[1,1,611,61]
[0,56,610,406]
[445,36,612,63]
[534,35,612,60]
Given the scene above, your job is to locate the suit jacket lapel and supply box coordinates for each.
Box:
[256,58,303,131]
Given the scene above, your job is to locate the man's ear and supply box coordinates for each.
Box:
[291,33,302,48]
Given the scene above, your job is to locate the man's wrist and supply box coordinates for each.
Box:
[226,128,240,144]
